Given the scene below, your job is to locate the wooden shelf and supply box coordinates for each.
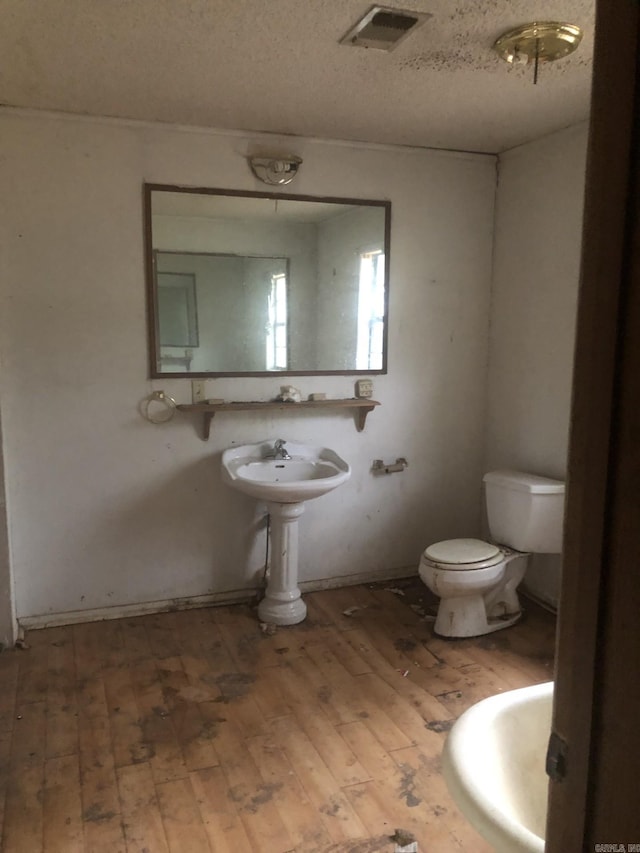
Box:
[176,398,380,439]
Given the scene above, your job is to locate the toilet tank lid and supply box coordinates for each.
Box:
[483,470,565,494]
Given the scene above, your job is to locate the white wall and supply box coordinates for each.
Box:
[0,109,496,625]
[0,410,16,645]
[485,123,589,608]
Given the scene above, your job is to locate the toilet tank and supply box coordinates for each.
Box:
[483,470,565,553]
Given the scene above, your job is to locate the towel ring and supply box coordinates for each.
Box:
[143,390,177,424]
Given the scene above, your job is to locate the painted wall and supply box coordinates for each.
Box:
[485,123,589,608]
[0,109,496,625]
[0,409,16,646]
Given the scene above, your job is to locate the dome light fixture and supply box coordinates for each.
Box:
[248,156,302,186]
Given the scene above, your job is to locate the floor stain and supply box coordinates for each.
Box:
[215,672,256,700]
[394,637,417,652]
[199,715,227,739]
[245,782,283,814]
[397,764,421,807]
[320,795,342,817]
[477,634,511,652]
[426,718,454,733]
[129,735,156,764]
[235,632,260,664]
[83,804,117,823]
[418,752,442,774]
[436,689,463,700]
[228,782,282,813]
[317,685,332,703]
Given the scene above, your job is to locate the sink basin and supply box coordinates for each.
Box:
[442,681,552,852]
[222,440,350,503]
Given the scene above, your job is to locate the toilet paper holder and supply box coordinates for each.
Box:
[372,457,408,475]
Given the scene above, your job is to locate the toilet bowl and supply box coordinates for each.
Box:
[418,471,565,639]
[419,538,527,638]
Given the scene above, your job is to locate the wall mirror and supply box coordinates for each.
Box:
[144,184,391,376]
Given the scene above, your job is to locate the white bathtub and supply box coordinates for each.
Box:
[442,680,553,853]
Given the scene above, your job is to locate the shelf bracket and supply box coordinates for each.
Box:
[356,405,375,432]
[202,412,215,441]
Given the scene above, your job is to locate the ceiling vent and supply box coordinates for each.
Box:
[340,5,432,51]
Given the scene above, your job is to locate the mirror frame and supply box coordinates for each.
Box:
[143,183,391,378]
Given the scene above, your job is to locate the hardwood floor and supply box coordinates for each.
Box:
[0,580,555,852]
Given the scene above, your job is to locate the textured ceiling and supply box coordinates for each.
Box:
[2,0,594,153]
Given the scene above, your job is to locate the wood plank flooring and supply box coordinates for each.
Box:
[0,580,555,852]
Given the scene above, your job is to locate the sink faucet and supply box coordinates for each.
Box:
[268,439,291,460]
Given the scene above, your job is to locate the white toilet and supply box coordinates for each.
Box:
[418,470,565,638]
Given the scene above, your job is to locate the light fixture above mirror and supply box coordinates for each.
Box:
[248,155,302,185]
[144,184,391,378]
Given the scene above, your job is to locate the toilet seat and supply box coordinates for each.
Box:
[424,538,504,570]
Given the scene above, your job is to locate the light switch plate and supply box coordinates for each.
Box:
[355,379,374,399]
[191,379,206,403]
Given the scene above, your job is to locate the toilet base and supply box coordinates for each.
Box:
[433,593,522,638]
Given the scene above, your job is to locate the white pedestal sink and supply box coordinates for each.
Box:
[221,439,351,625]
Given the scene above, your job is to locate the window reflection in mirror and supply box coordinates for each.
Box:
[145,185,390,377]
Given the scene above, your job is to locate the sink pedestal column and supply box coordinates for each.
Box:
[258,501,307,625]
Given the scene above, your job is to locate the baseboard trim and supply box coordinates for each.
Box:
[521,589,559,615]
[299,565,415,594]
[18,565,417,631]
[18,588,257,631]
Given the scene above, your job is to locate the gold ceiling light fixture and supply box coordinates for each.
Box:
[493,22,583,84]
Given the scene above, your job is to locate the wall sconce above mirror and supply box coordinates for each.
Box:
[144,184,391,377]
[248,155,302,185]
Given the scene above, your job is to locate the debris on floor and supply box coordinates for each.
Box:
[391,827,418,851]
[14,637,29,650]
[384,586,406,596]
[259,621,277,635]
[342,605,367,617]
[408,604,436,622]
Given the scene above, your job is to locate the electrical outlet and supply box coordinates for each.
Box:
[355,379,374,399]
[191,380,206,403]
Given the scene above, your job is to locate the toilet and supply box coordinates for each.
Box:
[418,470,565,638]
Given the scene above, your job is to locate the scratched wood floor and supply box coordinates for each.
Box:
[0,580,555,853]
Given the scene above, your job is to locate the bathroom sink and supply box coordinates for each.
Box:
[221,439,351,503]
[222,439,350,624]
[442,681,553,852]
